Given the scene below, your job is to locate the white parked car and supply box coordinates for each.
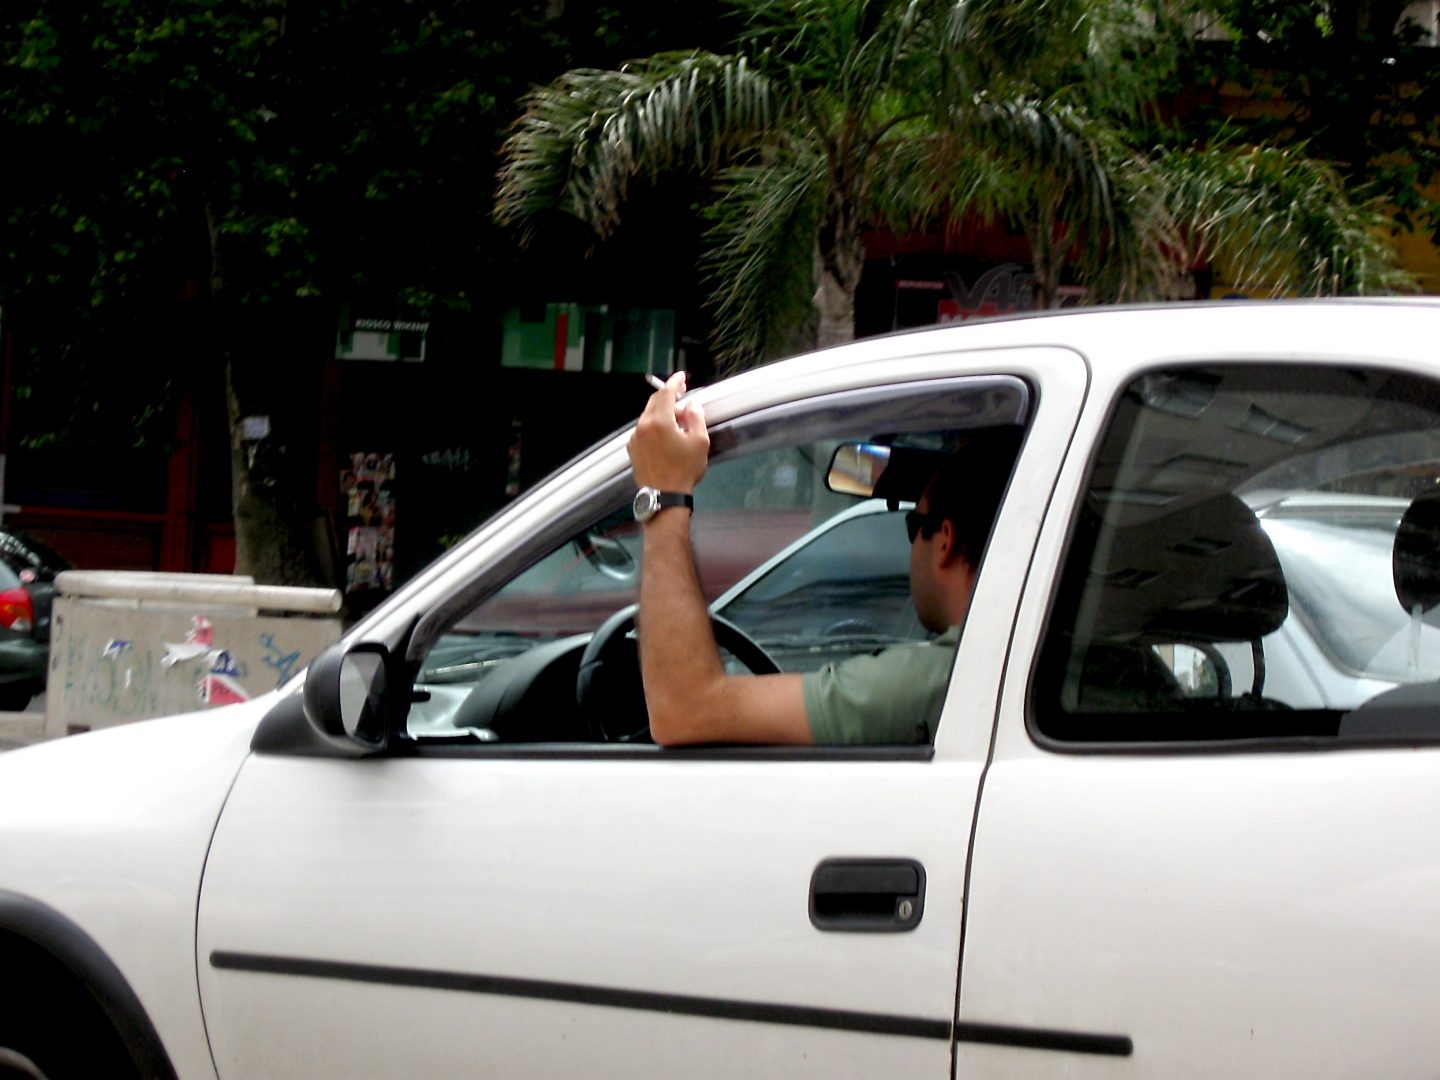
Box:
[8,300,1440,1079]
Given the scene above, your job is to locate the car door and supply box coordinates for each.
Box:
[195,349,1087,1079]
[959,358,1440,1077]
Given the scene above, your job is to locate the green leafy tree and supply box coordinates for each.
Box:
[0,0,725,585]
[1169,0,1440,246]
[497,0,1405,370]
[0,1,510,583]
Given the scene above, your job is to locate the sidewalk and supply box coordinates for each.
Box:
[0,696,47,751]
[0,714,44,751]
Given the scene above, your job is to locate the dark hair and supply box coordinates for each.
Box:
[922,426,1024,563]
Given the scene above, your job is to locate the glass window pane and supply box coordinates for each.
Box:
[409,375,1031,744]
[1036,365,1440,744]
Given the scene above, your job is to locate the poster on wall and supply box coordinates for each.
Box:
[341,452,396,593]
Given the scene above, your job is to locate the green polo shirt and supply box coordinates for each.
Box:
[802,627,961,745]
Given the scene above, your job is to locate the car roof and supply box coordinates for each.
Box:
[702,299,1440,406]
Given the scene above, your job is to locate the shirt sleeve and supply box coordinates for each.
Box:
[801,633,959,745]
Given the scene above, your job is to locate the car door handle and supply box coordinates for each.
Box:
[809,858,925,932]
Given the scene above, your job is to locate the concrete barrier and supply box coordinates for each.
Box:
[46,571,342,738]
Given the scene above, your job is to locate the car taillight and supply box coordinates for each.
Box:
[0,586,33,632]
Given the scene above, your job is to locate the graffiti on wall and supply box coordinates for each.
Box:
[48,603,340,735]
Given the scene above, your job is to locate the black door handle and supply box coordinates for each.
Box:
[809,858,925,932]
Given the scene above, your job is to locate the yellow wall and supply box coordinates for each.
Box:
[1396,221,1440,294]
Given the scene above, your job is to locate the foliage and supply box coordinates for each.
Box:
[1168,0,1440,245]
[0,0,729,582]
[0,0,729,447]
[497,0,1407,371]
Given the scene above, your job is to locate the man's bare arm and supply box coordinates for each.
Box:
[637,509,810,745]
[627,374,811,747]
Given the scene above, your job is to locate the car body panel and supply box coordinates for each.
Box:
[194,345,1089,1078]
[197,756,972,1078]
[0,635,47,690]
[0,700,269,1080]
[959,306,1440,1077]
[959,750,1440,1078]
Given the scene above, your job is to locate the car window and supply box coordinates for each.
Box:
[0,531,70,577]
[1035,365,1440,745]
[407,375,1030,744]
[713,502,923,673]
[0,559,23,592]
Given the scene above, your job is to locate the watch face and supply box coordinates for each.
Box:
[633,487,660,522]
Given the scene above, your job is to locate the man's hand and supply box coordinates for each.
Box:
[628,371,708,493]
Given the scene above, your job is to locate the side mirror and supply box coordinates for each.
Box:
[574,528,638,582]
[303,641,395,750]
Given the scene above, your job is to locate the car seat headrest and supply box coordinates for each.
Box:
[1393,491,1440,614]
[1087,493,1288,644]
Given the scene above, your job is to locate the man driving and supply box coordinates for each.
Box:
[627,371,1020,746]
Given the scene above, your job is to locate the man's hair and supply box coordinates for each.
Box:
[922,426,1024,564]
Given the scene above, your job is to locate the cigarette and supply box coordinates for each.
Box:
[645,373,667,392]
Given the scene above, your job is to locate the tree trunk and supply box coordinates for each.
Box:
[200,190,331,589]
[1028,199,1063,309]
[224,321,332,589]
[812,192,866,350]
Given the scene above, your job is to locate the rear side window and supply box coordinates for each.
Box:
[1034,365,1440,746]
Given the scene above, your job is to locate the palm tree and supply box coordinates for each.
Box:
[496,0,1405,371]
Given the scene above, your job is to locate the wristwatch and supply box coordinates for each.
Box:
[632,486,694,523]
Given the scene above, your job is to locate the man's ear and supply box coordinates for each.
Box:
[934,519,958,564]
[934,521,975,572]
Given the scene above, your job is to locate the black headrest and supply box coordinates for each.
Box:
[1393,492,1440,614]
[1087,493,1288,644]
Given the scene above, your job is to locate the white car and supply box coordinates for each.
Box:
[8,300,1440,1079]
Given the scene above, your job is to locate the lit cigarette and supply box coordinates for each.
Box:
[645,373,666,392]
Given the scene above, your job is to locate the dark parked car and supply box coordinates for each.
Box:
[0,529,70,710]
[0,528,72,584]
[0,559,50,711]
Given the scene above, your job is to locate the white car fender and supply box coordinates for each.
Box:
[0,698,271,1080]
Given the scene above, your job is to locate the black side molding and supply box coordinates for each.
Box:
[211,950,1133,1056]
[956,1019,1133,1057]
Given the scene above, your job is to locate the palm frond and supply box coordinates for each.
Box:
[1158,142,1413,296]
[880,96,1181,302]
[495,52,784,240]
[700,151,826,370]
[494,0,1406,358]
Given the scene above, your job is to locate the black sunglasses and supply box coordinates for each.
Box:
[905,509,943,544]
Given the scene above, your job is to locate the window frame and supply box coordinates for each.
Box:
[397,374,1034,756]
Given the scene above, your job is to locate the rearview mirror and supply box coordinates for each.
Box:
[827,443,892,497]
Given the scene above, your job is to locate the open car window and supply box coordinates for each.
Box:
[1034,365,1440,747]
[406,375,1030,745]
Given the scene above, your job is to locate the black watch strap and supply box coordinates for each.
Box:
[633,486,695,522]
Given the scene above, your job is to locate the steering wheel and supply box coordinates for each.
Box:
[576,603,781,741]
